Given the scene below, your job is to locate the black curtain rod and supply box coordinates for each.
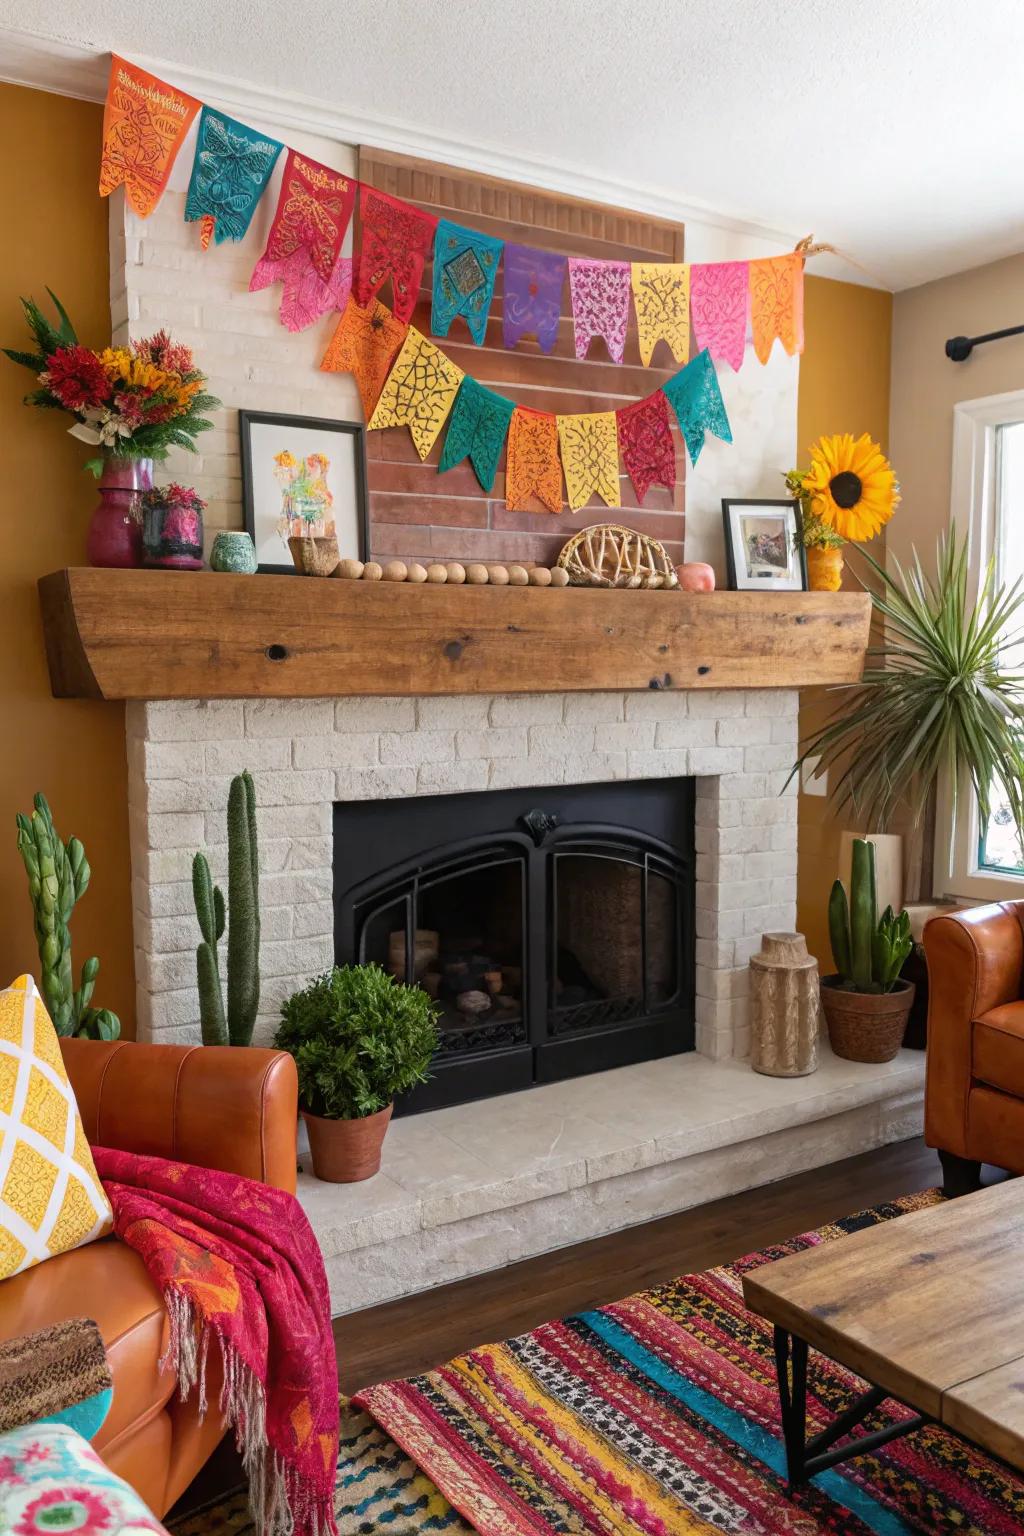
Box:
[945,324,1024,362]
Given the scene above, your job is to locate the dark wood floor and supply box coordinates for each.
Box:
[174,1135,978,1520]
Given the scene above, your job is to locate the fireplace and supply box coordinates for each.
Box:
[334,777,695,1113]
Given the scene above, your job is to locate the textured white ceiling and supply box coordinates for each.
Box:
[3,0,1024,290]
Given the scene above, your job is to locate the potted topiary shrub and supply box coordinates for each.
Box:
[275,964,439,1182]
[821,838,915,1063]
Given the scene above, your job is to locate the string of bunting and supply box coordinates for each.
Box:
[98,55,806,366]
[322,294,733,511]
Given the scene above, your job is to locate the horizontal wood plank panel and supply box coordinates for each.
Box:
[39,568,871,701]
[358,149,685,563]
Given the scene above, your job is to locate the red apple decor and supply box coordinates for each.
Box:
[678,562,715,592]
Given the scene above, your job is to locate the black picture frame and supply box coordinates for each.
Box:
[239,410,370,575]
[721,497,808,592]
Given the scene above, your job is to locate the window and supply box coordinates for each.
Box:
[939,392,1024,899]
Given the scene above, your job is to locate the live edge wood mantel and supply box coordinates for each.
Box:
[38,568,871,701]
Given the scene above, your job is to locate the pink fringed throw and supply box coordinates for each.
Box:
[93,1147,338,1536]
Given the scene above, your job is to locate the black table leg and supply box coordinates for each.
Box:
[772,1324,929,1490]
[774,1326,808,1488]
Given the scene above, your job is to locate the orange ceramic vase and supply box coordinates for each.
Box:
[806,545,844,592]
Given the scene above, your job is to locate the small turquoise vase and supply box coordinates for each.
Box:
[210,531,257,574]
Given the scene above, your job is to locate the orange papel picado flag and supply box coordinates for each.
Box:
[98,55,200,218]
[749,253,805,364]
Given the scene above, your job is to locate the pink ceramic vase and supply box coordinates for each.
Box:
[86,457,152,568]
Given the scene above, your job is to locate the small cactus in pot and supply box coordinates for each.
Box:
[822,838,914,1062]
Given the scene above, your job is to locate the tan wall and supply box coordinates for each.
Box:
[889,249,1024,568]
[0,84,135,1034]
[796,274,893,970]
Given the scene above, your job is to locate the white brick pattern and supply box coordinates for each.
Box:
[127,691,799,1059]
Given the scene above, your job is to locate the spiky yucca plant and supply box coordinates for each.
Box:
[795,529,1024,843]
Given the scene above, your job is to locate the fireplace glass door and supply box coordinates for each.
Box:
[335,778,694,1113]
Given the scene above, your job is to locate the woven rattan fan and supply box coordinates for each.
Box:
[557,524,679,589]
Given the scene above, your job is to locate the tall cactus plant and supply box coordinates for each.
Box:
[827,838,912,994]
[15,793,119,1039]
[192,771,260,1046]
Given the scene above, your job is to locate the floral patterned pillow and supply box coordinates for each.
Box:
[0,1421,168,1534]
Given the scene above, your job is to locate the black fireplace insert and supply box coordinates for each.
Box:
[333,777,695,1114]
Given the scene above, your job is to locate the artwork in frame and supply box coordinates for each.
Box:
[239,411,369,574]
[722,498,807,592]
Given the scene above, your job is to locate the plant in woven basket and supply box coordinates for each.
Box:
[15,793,119,1039]
[794,530,1024,844]
[820,838,915,1064]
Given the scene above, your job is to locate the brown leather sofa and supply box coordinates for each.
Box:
[924,901,1024,1194]
[0,1039,298,1517]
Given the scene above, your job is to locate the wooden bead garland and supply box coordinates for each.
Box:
[332,557,666,588]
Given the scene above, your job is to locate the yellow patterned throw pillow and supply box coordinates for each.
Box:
[0,976,111,1279]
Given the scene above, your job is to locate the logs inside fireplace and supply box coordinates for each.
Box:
[334,778,695,1114]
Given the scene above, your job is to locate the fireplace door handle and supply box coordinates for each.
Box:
[520,809,560,846]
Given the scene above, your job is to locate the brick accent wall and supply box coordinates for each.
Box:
[126,689,798,1060]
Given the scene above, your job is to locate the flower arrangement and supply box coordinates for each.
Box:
[273,449,335,542]
[3,290,219,474]
[785,433,900,590]
[141,482,206,516]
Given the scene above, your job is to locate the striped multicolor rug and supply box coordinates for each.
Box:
[356,1190,1024,1535]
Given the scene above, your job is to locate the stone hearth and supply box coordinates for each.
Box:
[127,687,801,1060]
[300,1046,924,1314]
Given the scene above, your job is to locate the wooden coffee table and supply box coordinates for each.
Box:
[742,1181,1024,1487]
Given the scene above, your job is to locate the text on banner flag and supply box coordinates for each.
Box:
[98,55,200,218]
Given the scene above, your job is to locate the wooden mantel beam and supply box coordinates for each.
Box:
[38,568,871,701]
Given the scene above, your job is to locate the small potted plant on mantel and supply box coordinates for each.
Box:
[275,964,439,1182]
[821,839,914,1063]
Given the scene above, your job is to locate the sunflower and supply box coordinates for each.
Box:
[801,433,900,543]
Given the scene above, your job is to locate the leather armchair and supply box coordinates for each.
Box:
[0,1041,298,1517]
[924,901,1024,1194]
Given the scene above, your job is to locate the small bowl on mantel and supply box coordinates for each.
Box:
[288,534,340,577]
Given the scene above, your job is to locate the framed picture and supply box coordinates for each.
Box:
[721,498,807,592]
[239,411,370,574]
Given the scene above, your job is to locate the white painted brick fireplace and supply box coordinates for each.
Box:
[127,687,799,1060]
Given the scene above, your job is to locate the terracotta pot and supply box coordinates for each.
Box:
[301,1103,393,1182]
[819,976,915,1064]
[806,545,844,592]
[87,456,151,567]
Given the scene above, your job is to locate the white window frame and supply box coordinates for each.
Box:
[935,387,1024,902]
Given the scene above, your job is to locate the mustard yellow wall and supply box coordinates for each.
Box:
[796,275,893,969]
[0,83,135,1034]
